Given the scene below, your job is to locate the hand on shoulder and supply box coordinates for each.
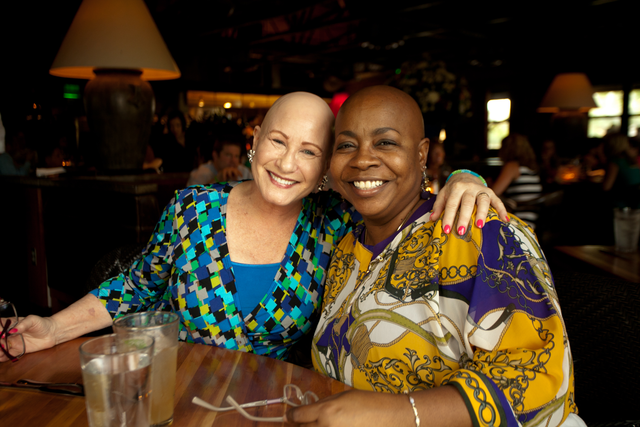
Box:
[431,171,508,235]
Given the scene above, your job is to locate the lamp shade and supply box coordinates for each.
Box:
[50,0,180,80]
[538,73,597,113]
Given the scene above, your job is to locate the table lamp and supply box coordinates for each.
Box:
[538,73,597,113]
[538,73,598,155]
[50,0,180,171]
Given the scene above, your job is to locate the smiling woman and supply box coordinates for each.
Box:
[287,86,585,427]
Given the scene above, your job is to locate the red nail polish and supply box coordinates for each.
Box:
[9,328,18,334]
[476,220,484,228]
[505,215,510,222]
[458,226,466,235]
[443,225,451,234]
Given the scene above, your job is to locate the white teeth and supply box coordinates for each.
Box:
[270,172,296,186]
[353,180,384,190]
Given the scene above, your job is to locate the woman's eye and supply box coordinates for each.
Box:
[336,141,355,150]
[302,149,316,156]
[377,139,396,147]
[273,139,285,145]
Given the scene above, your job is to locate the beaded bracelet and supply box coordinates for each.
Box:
[445,169,487,187]
[407,394,421,427]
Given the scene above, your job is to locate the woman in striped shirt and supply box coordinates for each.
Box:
[492,134,543,229]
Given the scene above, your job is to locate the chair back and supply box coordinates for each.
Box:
[85,243,147,293]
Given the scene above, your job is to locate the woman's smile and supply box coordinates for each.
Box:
[352,180,385,190]
[269,171,298,187]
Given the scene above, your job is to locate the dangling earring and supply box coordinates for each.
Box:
[247,149,255,164]
[317,175,328,192]
[421,165,430,192]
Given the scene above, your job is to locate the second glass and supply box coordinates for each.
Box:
[113,311,179,426]
[79,333,155,427]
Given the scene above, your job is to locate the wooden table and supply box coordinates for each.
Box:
[0,338,350,426]
[555,245,640,283]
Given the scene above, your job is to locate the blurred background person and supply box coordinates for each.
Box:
[629,136,640,168]
[42,144,64,168]
[149,110,194,173]
[425,141,451,194]
[581,137,607,182]
[602,133,640,208]
[0,129,37,176]
[187,135,252,186]
[491,133,543,229]
[539,138,559,189]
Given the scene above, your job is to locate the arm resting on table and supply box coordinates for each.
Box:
[50,294,113,344]
[1,294,112,362]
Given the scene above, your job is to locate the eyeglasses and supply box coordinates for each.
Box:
[0,379,84,397]
[0,299,25,362]
[192,383,319,422]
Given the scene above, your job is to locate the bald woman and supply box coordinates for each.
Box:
[290,86,583,427]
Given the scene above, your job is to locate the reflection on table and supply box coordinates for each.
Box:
[555,245,640,283]
[0,338,350,427]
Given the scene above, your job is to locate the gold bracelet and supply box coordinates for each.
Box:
[408,394,421,427]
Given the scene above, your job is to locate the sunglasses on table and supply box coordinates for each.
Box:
[0,299,25,362]
[0,379,85,397]
[192,383,319,422]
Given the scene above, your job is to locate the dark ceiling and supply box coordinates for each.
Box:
[148,0,637,92]
[1,0,637,103]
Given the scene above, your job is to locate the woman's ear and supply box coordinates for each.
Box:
[418,137,430,166]
[252,125,261,149]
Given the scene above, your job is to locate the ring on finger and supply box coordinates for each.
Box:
[477,192,490,199]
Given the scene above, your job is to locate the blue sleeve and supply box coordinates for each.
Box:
[320,190,362,245]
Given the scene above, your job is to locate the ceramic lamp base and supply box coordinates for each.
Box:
[84,69,155,171]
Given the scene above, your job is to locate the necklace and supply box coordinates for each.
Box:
[364,196,423,245]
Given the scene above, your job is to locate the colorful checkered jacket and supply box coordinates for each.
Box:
[91,182,359,359]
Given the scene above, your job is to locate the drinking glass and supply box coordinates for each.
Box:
[614,207,640,253]
[79,333,155,427]
[113,311,179,427]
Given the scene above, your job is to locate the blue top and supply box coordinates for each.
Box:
[231,261,280,316]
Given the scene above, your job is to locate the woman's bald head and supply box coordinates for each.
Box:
[261,92,335,148]
[337,86,425,141]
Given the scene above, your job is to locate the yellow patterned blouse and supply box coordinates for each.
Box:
[312,204,577,427]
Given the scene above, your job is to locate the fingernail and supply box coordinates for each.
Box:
[476,219,484,228]
[9,329,18,334]
[458,226,466,235]
[443,225,451,234]
[429,212,435,220]
[505,215,510,222]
